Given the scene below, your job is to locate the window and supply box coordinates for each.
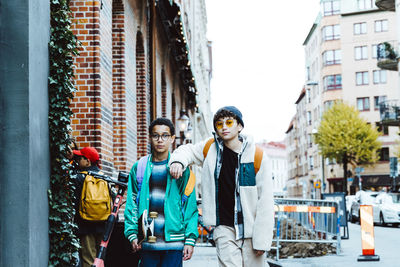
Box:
[379,147,389,161]
[323,50,341,65]
[376,122,389,135]
[323,74,342,90]
[306,88,311,103]
[308,134,312,148]
[307,111,312,125]
[375,20,388,32]
[358,0,374,10]
[373,70,387,84]
[372,44,379,58]
[374,96,387,110]
[357,97,370,111]
[322,25,340,41]
[309,156,314,170]
[324,100,334,110]
[355,46,368,60]
[356,71,369,85]
[324,1,340,16]
[354,22,367,35]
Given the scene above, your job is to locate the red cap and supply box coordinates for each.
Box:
[73,147,100,163]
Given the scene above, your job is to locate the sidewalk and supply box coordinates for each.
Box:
[185,223,398,267]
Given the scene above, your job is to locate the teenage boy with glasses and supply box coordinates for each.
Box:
[169,106,274,267]
[124,118,198,267]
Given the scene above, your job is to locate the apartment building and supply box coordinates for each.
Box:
[286,0,399,197]
[258,141,288,196]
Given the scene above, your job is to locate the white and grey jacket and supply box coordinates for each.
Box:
[169,133,274,251]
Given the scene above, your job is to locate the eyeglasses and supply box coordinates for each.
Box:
[215,119,235,130]
[151,134,171,141]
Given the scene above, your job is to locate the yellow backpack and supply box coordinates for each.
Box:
[79,171,111,221]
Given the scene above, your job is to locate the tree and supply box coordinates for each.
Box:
[314,102,381,194]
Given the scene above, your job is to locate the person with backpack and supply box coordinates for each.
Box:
[169,106,274,267]
[124,118,198,267]
[72,146,111,267]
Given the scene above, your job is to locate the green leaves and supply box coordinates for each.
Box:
[48,0,80,266]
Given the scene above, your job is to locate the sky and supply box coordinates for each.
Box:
[205,0,321,143]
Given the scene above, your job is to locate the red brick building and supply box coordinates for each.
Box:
[69,0,212,176]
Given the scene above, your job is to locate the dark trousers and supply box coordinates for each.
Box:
[140,250,183,267]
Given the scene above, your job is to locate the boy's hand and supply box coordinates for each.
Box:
[131,239,141,252]
[254,249,265,256]
[183,245,194,260]
[170,162,183,179]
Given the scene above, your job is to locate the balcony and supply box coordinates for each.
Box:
[375,0,395,11]
[379,100,400,126]
[377,42,398,71]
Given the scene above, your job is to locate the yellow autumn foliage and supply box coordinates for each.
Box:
[314,102,381,165]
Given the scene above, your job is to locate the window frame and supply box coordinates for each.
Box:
[354,22,367,35]
[375,20,388,33]
[357,97,370,111]
[322,24,340,41]
[379,147,390,162]
[323,0,340,16]
[376,122,389,135]
[356,71,369,85]
[373,70,387,84]
[323,74,342,90]
[323,50,341,65]
[358,0,374,10]
[374,95,387,110]
[355,46,368,60]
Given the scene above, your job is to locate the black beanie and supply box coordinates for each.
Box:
[214,106,244,128]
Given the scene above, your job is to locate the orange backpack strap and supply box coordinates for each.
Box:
[203,138,215,159]
[254,146,263,175]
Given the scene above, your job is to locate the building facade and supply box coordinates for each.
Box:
[70,0,212,177]
[286,0,399,197]
[259,141,288,196]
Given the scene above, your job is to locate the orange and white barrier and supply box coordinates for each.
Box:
[357,205,380,261]
[274,205,335,214]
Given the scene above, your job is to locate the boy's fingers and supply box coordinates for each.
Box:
[170,163,183,178]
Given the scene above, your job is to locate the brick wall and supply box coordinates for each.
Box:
[112,0,127,171]
[70,0,192,173]
[136,31,151,158]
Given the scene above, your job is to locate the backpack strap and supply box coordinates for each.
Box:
[254,146,263,175]
[181,170,196,215]
[203,138,264,175]
[136,155,149,204]
[203,138,215,159]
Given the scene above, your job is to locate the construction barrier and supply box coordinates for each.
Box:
[357,205,379,261]
[273,198,341,261]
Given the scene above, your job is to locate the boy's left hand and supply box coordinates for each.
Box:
[183,245,194,261]
[254,250,265,256]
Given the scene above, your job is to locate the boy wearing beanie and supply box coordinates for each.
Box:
[169,106,274,267]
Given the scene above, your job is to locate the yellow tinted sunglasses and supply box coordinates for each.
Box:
[215,119,235,130]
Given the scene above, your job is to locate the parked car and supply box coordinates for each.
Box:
[372,192,400,226]
[349,190,379,223]
[345,195,356,217]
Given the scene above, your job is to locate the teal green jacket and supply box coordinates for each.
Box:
[124,154,198,246]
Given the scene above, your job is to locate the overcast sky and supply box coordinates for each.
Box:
[205,0,320,142]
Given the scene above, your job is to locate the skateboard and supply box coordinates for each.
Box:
[138,210,158,244]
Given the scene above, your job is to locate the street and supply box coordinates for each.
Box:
[184,222,400,267]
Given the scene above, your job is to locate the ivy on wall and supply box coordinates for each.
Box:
[48,0,80,266]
